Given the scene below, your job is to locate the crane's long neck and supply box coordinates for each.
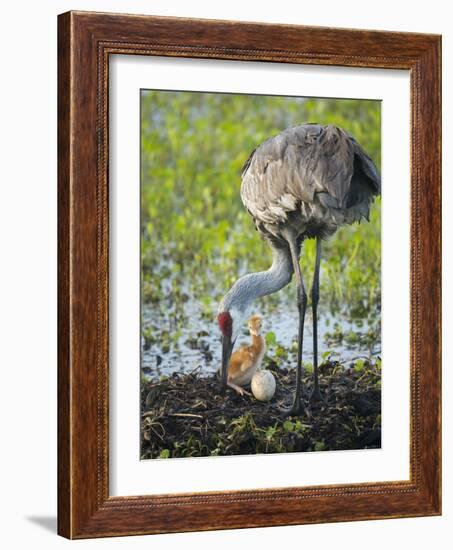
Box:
[219,245,293,315]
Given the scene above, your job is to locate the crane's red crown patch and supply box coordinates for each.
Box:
[217,311,232,338]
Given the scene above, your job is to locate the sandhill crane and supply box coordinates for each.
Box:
[218,124,380,416]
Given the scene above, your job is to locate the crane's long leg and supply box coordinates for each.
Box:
[310,237,324,402]
[283,234,307,416]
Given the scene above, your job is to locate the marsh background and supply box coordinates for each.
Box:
[140,90,381,383]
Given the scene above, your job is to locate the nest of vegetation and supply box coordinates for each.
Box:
[141,358,381,459]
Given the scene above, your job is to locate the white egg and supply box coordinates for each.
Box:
[251,370,276,402]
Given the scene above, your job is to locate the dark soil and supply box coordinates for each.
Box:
[141,359,381,459]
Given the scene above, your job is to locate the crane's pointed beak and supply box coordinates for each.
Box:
[221,335,234,394]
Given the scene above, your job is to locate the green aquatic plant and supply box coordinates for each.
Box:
[141,90,381,317]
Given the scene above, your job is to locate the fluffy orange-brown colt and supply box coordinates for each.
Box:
[227,315,266,396]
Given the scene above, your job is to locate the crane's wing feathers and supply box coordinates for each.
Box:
[241,124,380,230]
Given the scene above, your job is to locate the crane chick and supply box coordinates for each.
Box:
[226,315,266,396]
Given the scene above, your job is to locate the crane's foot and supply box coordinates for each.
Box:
[280,397,307,417]
[227,382,251,397]
[309,386,325,404]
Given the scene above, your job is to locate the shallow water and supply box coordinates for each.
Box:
[141,299,380,381]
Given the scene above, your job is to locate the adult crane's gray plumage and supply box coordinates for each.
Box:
[218,123,380,415]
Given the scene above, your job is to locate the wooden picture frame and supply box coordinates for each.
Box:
[58,10,441,539]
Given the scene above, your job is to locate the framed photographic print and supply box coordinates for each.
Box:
[58,11,441,538]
